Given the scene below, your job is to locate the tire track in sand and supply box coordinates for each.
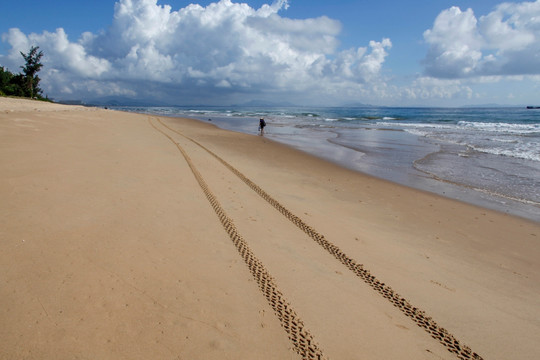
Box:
[154,117,483,360]
[148,118,326,360]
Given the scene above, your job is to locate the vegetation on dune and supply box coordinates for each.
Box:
[1,46,51,101]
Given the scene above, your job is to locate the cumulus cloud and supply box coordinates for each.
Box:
[423,0,540,78]
[0,0,391,104]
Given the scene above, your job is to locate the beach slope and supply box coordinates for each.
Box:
[1,98,539,360]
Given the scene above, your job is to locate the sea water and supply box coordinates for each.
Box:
[116,106,540,222]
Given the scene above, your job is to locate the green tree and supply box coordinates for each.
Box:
[0,66,25,97]
[10,74,28,97]
[20,46,44,98]
[0,66,12,95]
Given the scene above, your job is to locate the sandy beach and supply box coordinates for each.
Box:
[1,97,539,360]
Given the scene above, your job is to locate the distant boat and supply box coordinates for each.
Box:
[526,106,540,109]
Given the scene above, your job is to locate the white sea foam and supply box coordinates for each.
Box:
[402,129,429,137]
[458,121,540,134]
[376,121,456,130]
[377,120,540,135]
[471,144,540,162]
[376,120,540,162]
[491,138,518,143]
[188,109,217,113]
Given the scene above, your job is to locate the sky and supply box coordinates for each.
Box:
[1,0,540,107]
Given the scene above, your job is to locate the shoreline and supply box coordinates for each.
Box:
[154,112,540,222]
[2,98,539,359]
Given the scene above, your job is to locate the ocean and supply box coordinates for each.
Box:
[114,105,540,222]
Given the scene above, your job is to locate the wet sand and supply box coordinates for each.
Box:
[1,97,539,359]
[187,114,540,222]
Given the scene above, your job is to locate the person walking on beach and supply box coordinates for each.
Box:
[259,118,266,135]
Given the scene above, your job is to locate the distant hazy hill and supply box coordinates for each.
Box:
[459,104,518,108]
[56,97,174,107]
[339,102,374,107]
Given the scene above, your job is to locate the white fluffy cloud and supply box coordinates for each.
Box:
[423,0,540,78]
[0,0,391,104]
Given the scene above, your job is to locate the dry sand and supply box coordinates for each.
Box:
[1,97,539,360]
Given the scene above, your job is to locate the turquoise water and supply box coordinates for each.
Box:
[116,106,540,222]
